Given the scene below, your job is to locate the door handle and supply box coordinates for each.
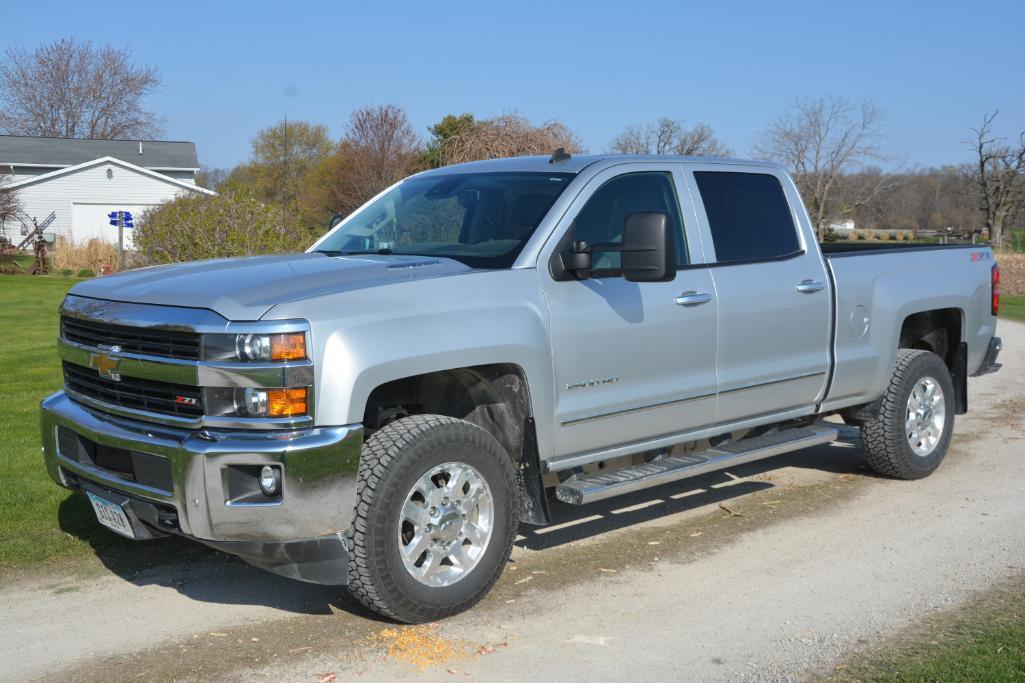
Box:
[796,279,825,294]
[675,291,712,306]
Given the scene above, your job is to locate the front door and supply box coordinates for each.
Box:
[539,165,718,460]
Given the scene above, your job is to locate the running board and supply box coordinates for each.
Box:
[555,425,838,506]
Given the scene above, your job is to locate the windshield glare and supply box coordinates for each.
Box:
[315,172,574,268]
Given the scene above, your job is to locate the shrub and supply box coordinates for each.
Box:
[134,184,311,265]
[75,268,96,278]
[59,268,73,277]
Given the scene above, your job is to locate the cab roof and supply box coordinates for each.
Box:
[415,153,782,177]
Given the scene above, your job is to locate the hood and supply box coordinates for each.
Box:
[68,253,474,320]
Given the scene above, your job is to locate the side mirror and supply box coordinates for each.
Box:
[328,213,344,230]
[559,212,674,281]
[620,212,674,282]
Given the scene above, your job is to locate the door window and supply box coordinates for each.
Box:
[693,171,801,263]
[570,172,688,272]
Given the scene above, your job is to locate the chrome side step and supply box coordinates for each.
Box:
[555,425,838,505]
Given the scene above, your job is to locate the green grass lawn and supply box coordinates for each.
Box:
[0,275,204,572]
[1001,294,1025,323]
[831,575,1025,682]
[0,274,107,569]
[0,253,35,273]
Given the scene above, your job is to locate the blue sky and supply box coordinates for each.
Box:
[3,0,1022,170]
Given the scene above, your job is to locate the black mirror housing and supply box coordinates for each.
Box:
[621,212,674,282]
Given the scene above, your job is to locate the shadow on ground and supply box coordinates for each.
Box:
[516,429,869,550]
[55,428,868,618]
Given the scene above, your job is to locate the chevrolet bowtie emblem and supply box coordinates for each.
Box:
[90,346,122,381]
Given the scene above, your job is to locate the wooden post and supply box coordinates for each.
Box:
[117,211,124,272]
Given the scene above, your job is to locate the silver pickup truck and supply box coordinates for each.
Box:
[40,153,1003,622]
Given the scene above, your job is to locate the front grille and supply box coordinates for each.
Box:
[61,315,201,360]
[57,426,174,493]
[63,361,203,417]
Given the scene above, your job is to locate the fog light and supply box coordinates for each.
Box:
[259,465,280,496]
[243,388,268,415]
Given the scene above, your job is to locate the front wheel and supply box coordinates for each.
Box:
[860,349,955,480]
[347,415,519,623]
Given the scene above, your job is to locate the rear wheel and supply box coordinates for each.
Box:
[347,415,518,623]
[861,349,955,480]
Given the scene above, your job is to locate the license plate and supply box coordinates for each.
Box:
[86,491,137,539]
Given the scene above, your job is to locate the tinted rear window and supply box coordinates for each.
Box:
[694,171,801,263]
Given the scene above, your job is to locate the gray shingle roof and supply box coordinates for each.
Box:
[0,135,199,169]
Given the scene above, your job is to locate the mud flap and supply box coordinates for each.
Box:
[952,341,968,415]
[517,417,551,526]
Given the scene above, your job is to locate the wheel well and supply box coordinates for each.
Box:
[898,308,962,369]
[841,308,967,427]
[362,364,532,463]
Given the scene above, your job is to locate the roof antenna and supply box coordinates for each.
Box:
[549,147,571,164]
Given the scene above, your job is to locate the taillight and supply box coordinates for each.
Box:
[992,263,1000,316]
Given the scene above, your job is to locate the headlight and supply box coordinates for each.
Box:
[204,387,309,418]
[202,332,307,362]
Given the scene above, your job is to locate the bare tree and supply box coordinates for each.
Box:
[440,113,581,165]
[301,105,422,224]
[345,104,421,198]
[0,38,164,139]
[967,111,1025,249]
[609,117,731,157]
[754,95,889,239]
[0,176,24,247]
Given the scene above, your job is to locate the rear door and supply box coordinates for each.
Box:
[538,164,718,459]
[684,165,831,424]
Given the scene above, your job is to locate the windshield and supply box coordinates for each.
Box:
[314,172,575,268]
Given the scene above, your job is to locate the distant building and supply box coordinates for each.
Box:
[0,135,213,246]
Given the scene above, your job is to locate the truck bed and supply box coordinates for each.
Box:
[821,242,986,257]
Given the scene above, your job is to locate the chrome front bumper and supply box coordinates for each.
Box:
[40,391,363,584]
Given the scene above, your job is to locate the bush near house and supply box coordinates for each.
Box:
[133,184,310,265]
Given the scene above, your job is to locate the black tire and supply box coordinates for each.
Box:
[861,349,955,480]
[346,414,519,623]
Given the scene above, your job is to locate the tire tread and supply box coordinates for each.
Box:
[861,349,952,480]
[346,414,517,622]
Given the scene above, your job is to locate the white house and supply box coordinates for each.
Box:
[0,135,214,247]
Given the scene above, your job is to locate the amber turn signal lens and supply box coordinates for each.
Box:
[270,333,306,361]
[267,388,308,416]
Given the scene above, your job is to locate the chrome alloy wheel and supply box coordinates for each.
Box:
[398,461,494,587]
[905,376,946,456]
